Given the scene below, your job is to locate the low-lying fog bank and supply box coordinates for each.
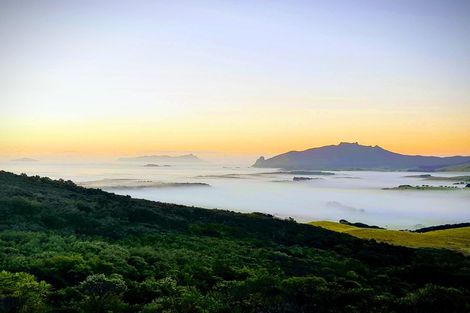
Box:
[1,161,469,230]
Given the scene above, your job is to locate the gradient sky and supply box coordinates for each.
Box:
[1,0,469,158]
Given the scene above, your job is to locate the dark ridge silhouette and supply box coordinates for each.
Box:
[118,153,201,163]
[253,142,470,171]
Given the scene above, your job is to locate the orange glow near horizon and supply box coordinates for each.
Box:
[1,104,469,158]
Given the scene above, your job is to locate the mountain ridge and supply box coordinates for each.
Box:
[10,157,39,162]
[253,142,470,171]
[118,153,202,163]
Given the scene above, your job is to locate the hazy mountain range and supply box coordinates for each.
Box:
[253,142,470,171]
[10,157,38,162]
[118,154,202,163]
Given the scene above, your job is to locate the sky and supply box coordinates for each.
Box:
[1,0,469,159]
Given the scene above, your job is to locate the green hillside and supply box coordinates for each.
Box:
[310,221,470,254]
[1,171,470,313]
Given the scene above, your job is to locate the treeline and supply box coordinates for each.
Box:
[339,219,384,229]
[0,170,469,312]
[413,222,470,233]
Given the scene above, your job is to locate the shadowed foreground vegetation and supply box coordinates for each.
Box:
[1,171,470,312]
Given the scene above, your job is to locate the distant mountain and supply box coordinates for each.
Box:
[118,154,202,163]
[253,142,470,171]
[11,157,38,162]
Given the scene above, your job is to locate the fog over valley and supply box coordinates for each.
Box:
[3,158,469,230]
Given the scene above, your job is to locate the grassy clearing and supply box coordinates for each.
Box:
[310,221,470,254]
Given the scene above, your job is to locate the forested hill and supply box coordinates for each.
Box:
[1,171,469,313]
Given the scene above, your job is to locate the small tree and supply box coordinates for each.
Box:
[0,271,50,313]
[79,274,127,313]
[401,284,467,313]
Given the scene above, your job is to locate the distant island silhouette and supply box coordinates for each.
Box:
[118,154,202,163]
[11,157,38,162]
[253,142,470,171]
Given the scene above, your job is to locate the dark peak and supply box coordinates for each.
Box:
[337,142,384,150]
[339,142,359,146]
[252,156,266,167]
[337,142,363,148]
[254,156,265,162]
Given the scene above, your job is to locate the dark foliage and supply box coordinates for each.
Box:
[413,223,470,233]
[0,170,469,312]
[339,219,384,229]
[414,223,470,233]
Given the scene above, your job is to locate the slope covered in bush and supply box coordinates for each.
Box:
[0,171,469,312]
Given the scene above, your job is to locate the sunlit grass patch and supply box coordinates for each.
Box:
[310,221,470,254]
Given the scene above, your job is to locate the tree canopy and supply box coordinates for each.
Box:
[0,171,469,312]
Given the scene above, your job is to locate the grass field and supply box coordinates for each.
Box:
[310,221,470,254]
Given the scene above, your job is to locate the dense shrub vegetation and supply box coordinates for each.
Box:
[0,170,469,312]
[413,223,470,233]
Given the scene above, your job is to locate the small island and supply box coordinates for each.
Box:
[143,164,171,167]
[405,174,432,178]
[293,176,316,181]
[383,184,465,191]
[282,170,335,176]
[79,179,210,189]
[406,174,470,182]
